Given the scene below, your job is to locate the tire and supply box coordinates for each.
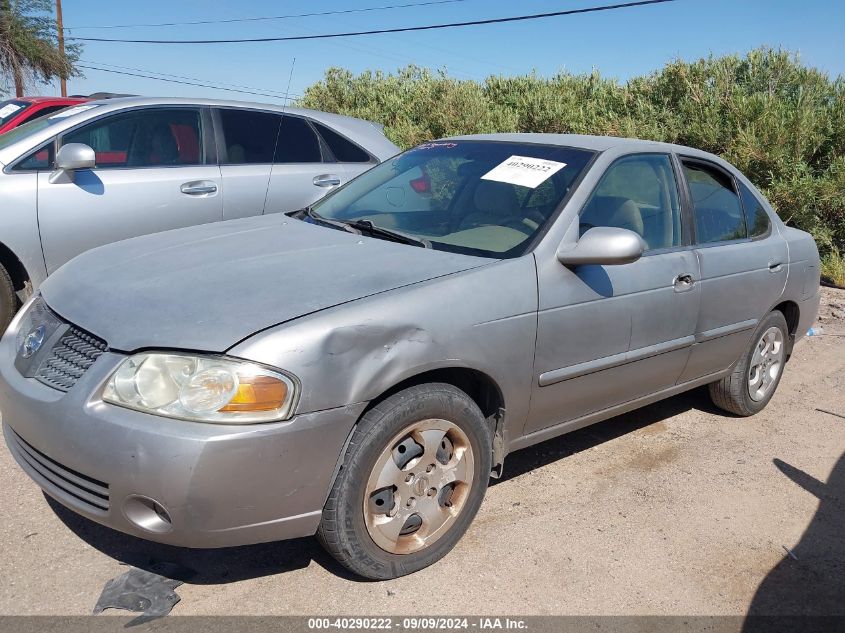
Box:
[709,310,789,416]
[317,383,492,580]
[0,264,18,334]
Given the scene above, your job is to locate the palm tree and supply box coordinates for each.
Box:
[0,0,80,97]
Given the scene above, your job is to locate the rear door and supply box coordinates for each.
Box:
[677,158,788,382]
[36,106,222,273]
[263,115,344,215]
[310,120,380,183]
[214,107,282,220]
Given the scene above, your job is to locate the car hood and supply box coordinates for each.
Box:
[40,214,491,352]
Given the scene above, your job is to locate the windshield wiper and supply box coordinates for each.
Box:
[343,219,431,249]
[294,207,430,249]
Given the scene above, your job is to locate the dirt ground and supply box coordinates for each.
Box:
[0,288,843,616]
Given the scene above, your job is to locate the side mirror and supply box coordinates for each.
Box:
[49,143,95,184]
[557,226,646,266]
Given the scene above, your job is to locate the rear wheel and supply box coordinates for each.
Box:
[0,264,18,333]
[709,310,789,416]
[317,383,492,579]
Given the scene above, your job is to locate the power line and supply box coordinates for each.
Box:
[65,0,471,30]
[78,64,301,101]
[82,60,294,97]
[67,0,679,44]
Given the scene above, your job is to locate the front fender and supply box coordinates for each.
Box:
[228,256,539,438]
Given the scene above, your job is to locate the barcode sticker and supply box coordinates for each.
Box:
[481,155,566,189]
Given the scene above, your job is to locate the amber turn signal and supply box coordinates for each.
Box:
[219,375,288,412]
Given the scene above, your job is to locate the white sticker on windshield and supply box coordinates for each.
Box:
[481,155,566,189]
[49,104,99,119]
[0,103,23,118]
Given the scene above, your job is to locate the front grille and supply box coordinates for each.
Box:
[35,326,107,392]
[8,428,110,513]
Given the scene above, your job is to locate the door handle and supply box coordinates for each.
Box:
[768,261,784,273]
[673,273,695,292]
[181,181,218,195]
[313,174,341,188]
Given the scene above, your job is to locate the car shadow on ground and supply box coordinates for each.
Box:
[44,386,727,586]
[744,450,845,619]
[45,495,363,583]
[493,385,722,485]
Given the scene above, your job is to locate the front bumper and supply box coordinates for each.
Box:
[0,331,364,548]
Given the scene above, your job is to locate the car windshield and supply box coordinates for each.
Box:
[310,140,595,258]
[0,99,30,127]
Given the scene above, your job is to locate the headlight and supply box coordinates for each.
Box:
[102,353,297,423]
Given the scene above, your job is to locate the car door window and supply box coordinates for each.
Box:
[682,160,747,243]
[738,181,771,238]
[580,153,682,251]
[312,121,372,163]
[274,116,322,163]
[14,143,55,171]
[62,108,203,168]
[218,108,281,164]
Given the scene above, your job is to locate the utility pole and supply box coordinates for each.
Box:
[56,0,67,96]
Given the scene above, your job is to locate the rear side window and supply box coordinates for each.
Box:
[218,108,281,164]
[313,122,371,163]
[62,108,203,168]
[738,181,771,238]
[274,116,321,163]
[682,160,747,243]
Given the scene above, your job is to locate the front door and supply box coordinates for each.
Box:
[37,106,222,273]
[526,153,700,435]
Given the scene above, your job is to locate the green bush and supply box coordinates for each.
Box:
[298,48,845,270]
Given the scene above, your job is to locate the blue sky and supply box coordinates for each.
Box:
[41,0,845,103]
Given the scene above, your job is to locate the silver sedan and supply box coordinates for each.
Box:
[0,96,399,329]
[0,134,820,579]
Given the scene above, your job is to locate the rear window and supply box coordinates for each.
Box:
[314,122,372,163]
[312,140,595,258]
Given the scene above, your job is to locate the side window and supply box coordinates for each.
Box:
[313,122,372,163]
[682,161,747,243]
[62,108,203,168]
[274,116,322,163]
[218,108,281,164]
[738,181,771,238]
[14,143,55,171]
[580,154,682,251]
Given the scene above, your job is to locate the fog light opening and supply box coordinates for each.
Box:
[123,495,173,534]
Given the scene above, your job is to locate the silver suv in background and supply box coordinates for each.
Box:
[0,97,399,328]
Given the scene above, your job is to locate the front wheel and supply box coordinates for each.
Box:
[709,310,789,416]
[0,264,18,334]
[317,383,492,579]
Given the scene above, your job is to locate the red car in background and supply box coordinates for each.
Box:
[0,96,90,134]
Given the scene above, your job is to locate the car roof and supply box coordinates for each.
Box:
[0,96,399,165]
[18,96,89,104]
[83,95,383,131]
[445,132,725,163]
